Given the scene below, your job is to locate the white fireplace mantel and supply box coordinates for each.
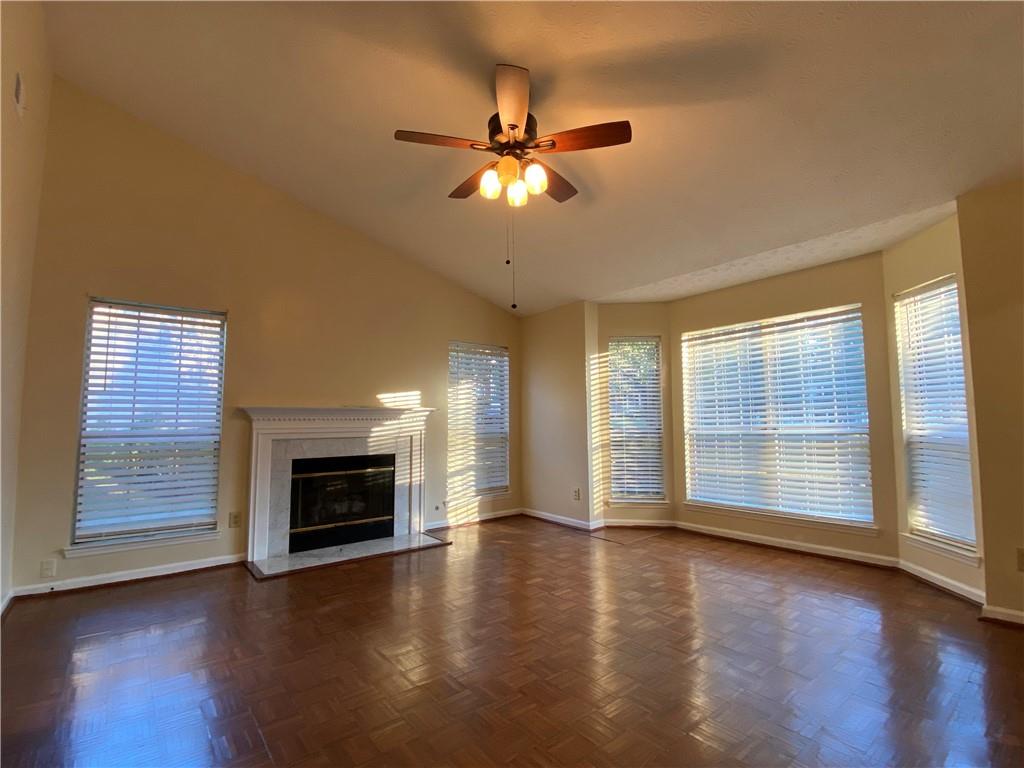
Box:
[241,406,434,563]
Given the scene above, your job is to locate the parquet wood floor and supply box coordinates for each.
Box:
[2,516,1022,767]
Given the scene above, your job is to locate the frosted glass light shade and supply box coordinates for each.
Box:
[524,162,548,195]
[507,179,528,207]
[479,169,502,199]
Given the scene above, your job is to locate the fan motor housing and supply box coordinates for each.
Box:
[488,112,538,146]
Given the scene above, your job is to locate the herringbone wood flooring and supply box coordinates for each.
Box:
[2,516,1022,767]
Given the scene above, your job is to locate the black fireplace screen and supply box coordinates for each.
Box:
[289,454,395,553]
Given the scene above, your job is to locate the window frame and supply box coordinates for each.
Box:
[680,304,875,527]
[892,275,979,551]
[607,336,667,503]
[447,340,511,499]
[69,297,228,549]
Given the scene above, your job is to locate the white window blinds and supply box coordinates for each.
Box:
[894,279,976,546]
[608,338,665,500]
[682,306,873,522]
[448,342,510,496]
[74,300,227,543]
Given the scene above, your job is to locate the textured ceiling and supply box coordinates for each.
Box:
[44,2,1023,313]
[603,201,958,303]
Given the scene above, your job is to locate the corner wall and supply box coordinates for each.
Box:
[1,2,52,609]
[957,178,1024,619]
[881,216,985,600]
[521,301,593,525]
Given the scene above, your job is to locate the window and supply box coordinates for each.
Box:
[682,306,873,523]
[894,279,976,546]
[608,337,665,501]
[73,299,227,544]
[447,342,510,496]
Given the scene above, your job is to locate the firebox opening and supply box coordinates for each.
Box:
[289,454,396,553]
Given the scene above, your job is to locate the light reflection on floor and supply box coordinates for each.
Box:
[3,517,1022,767]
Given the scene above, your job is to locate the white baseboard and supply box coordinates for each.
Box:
[981,604,1024,625]
[423,507,521,531]
[1,589,12,616]
[900,559,984,604]
[672,519,900,567]
[522,508,601,531]
[12,553,245,598]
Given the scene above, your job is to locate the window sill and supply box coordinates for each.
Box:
[477,487,511,498]
[448,489,512,506]
[901,531,980,566]
[63,529,221,558]
[607,498,670,509]
[683,500,880,536]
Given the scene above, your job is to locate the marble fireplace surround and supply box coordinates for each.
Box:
[242,406,445,576]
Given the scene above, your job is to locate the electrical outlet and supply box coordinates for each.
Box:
[40,558,57,579]
[572,487,581,501]
[228,512,241,529]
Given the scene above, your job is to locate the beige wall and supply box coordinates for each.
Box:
[668,254,901,561]
[12,78,520,588]
[957,178,1024,615]
[1,2,52,605]
[521,301,592,523]
[881,216,985,596]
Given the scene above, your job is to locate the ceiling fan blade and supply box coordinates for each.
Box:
[495,64,530,139]
[394,130,489,150]
[534,160,578,203]
[448,162,497,199]
[534,121,632,153]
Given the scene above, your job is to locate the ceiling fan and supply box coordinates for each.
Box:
[394,64,632,207]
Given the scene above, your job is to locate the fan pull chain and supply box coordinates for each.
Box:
[505,207,512,266]
[506,208,517,310]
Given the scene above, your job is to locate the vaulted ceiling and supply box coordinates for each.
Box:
[45,2,1022,313]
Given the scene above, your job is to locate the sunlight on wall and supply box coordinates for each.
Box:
[376,391,423,409]
[443,344,511,529]
[445,379,484,526]
[369,391,429,530]
[587,351,611,521]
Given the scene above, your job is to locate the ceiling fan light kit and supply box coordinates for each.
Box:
[482,157,546,206]
[394,64,632,206]
[393,63,632,308]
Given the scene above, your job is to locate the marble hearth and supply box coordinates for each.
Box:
[242,406,447,577]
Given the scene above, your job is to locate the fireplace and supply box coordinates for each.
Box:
[289,454,396,553]
[242,407,436,575]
